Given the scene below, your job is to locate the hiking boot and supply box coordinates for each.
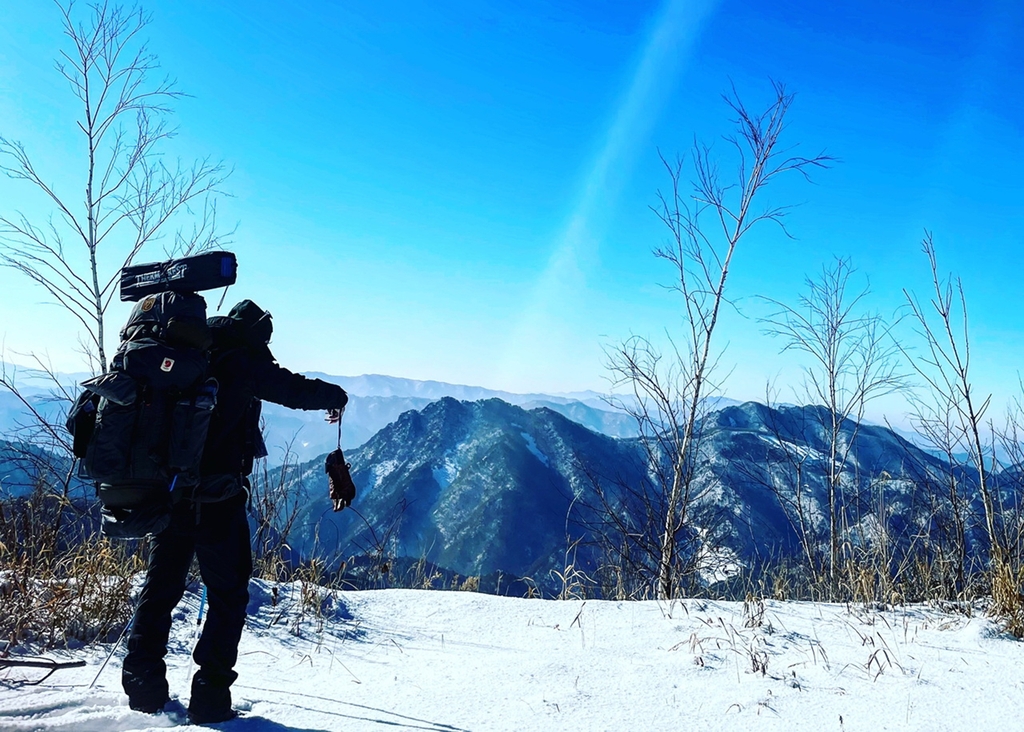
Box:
[189,665,236,723]
[128,696,170,714]
[187,707,238,725]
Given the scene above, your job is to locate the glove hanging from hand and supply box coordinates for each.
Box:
[325,406,355,511]
[326,449,356,511]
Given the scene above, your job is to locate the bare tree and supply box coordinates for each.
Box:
[760,257,906,590]
[994,391,1024,603]
[0,3,231,603]
[902,234,1007,604]
[606,82,831,600]
[0,1,229,374]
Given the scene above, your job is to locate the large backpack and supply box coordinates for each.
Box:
[68,290,219,536]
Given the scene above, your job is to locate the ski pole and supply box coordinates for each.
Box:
[90,602,139,688]
[197,583,208,629]
[184,583,208,686]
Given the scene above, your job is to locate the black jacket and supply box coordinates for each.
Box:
[200,316,348,478]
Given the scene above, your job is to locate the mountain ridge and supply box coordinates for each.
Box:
[272,396,996,595]
[0,366,641,462]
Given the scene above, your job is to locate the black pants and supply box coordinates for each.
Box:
[122,492,252,714]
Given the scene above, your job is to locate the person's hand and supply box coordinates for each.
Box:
[326,408,343,424]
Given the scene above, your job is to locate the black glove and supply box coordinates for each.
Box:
[325,390,348,423]
[325,448,356,511]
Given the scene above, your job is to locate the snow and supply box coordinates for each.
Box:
[520,432,549,467]
[368,459,399,489]
[432,453,459,490]
[1,582,1023,731]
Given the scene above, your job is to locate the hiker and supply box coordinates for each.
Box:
[121,299,349,724]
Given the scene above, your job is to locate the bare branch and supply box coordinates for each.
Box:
[0,1,230,374]
[606,82,828,599]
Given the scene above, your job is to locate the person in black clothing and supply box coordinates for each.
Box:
[121,300,349,724]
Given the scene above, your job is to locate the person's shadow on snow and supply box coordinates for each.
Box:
[220,706,470,732]
[209,718,328,732]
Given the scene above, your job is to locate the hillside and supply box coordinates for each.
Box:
[271,398,985,595]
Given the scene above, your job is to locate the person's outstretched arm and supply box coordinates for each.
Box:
[254,352,349,411]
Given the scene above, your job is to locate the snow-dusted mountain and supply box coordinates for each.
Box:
[259,372,740,462]
[3,362,1007,597]
[271,398,989,595]
[259,373,640,461]
[0,389,1013,599]
[281,397,640,589]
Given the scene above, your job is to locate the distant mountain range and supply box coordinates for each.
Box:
[6,362,1006,598]
[0,365,642,464]
[303,373,610,407]
[261,374,643,461]
[2,372,1015,597]
[271,397,1002,595]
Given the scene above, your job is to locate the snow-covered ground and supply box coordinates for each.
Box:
[1,581,1023,731]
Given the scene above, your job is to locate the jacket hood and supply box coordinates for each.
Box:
[227,300,273,344]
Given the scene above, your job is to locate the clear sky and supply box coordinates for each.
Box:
[1,1,1022,419]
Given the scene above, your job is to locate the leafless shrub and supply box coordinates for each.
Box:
[901,234,1024,634]
[743,593,766,628]
[760,258,906,592]
[604,81,830,600]
[0,481,142,650]
[249,436,305,581]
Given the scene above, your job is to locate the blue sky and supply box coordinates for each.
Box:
[1,0,1022,417]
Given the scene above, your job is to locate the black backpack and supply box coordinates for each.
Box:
[68,290,218,536]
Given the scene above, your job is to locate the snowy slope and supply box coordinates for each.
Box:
[1,582,1022,731]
